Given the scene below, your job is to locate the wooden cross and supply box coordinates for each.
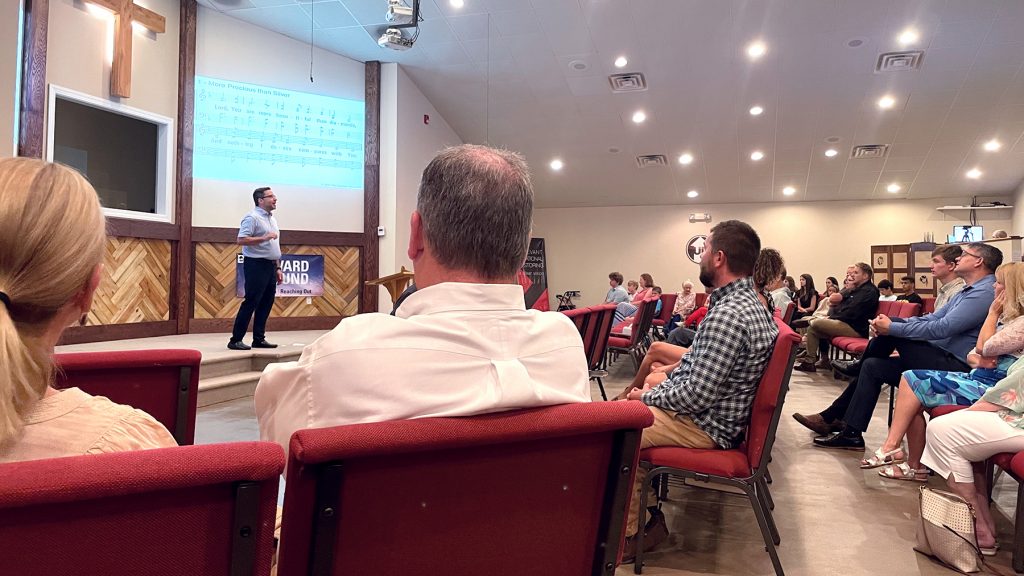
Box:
[86,0,166,98]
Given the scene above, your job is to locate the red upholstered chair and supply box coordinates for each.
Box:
[53,349,201,445]
[922,297,936,315]
[607,297,659,371]
[561,307,590,335]
[781,301,795,325]
[586,304,618,400]
[633,317,801,576]
[276,402,655,576]
[651,293,677,339]
[694,292,708,308]
[0,442,284,576]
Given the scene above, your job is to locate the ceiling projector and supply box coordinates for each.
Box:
[378,28,414,51]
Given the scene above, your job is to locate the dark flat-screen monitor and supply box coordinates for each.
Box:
[949,225,983,243]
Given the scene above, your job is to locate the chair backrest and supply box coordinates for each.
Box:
[695,292,708,308]
[627,297,659,345]
[656,293,677,323]
[0,442,284,576]
[587,304,617,370]
[561,307,589,334]
[922,297,936,315]
[744,317,801,474]
[894,301,920,318]
[781,301,795,324]
[875,300,897,317]
[53,349,201,445]
[277,402,654,576]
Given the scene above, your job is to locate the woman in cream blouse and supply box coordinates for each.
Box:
[0,158,175,463]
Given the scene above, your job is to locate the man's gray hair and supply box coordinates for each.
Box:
[416,144,533,279]
[967,243,1003,273]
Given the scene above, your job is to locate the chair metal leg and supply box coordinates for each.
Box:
[888,384,896,427]
[765,468,773,485]
[759,477,775,511]
[745,483,785,576]
[1014,481,1024,573]
[754,480,780,545]
[593,376,607,401]
[634,470,655,575]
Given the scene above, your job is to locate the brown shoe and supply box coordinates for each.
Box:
[793,362,816,373]
[814,358,832,370]
[620,509,670,564]
[792,412,844,436]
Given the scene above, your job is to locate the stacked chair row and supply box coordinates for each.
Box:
[1,348,657,576]
[829,300,922,359]
[562,303,617,400]
[650,293,678,339]
[607,296,661,371]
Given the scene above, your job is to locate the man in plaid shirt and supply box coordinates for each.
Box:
[620,220,779,563]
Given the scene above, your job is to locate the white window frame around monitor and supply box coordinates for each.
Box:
[46,84,174,224]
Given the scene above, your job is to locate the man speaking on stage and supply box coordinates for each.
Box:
[228,187,282,351]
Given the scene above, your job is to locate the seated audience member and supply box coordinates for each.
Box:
[792,284,838,329]
[255,145,591,455]
[616,286,664,327]
[666,297,711,348]
[824,276,839,294]
[626,280,639,299]
[618,220,777,561]
[920,355,1024,553]
[614,273,655,323]
[932,244,966,310]
[792,274,818,322]
[877,279,897,301]
[753,248,785,313]
[0,158,176,463]
[861,262,1024,481]
[605,271,630,304]
[794,243,1000,448]
[896,275,924,306]
[665,280,696,333]
[784,275,797,300]
[793,263,879,373]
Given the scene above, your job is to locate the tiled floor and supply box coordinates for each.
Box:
[194,349,1019,576]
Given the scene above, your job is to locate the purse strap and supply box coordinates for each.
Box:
[942,525,1014,576]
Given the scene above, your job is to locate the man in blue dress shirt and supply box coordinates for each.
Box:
[228,187,282,350]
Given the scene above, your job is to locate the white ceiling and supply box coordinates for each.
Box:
[197,0,1024,208]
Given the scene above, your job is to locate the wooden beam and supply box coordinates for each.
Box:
[191,227,365,247]
[18,0,49,159]
[132,4,165,32]
[361,61,381,314]
[173,0,197,335]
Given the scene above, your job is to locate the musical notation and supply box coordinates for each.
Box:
[193,76,365,189]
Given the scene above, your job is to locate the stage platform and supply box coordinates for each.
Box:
[57,330,329,407]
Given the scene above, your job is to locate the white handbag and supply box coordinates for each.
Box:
[914,485,982,573]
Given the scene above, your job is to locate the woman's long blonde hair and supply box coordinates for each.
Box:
[0,158,106,446]
[999,262,1024,322]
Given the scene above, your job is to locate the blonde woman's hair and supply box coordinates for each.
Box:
[999,262,1024,322]
[0,158,106,446]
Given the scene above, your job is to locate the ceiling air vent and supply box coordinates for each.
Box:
[875,50,924,73]
[636,154,668,168]
[609,73,647,93]
[851,144,888,159]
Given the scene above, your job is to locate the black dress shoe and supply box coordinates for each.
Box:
[252,340,278,349]
[227,341,251,351]
[813,431,865,450]
[832,359,861,378]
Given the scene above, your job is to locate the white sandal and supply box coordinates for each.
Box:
[860,447,905,469]
[878,462,928,482]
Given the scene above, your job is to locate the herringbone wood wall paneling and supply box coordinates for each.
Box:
[87,237,172,325]
[194,243,360,319]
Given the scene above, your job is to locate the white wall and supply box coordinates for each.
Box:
[0,1,20,158]
[194,7,365,232]
[375,64,461,310]
[1013,180,1024,237]
[533,197,1014,308]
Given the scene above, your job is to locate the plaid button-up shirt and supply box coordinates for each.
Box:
[642,277,778,448]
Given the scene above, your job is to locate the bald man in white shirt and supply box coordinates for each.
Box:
[255,145,591,457]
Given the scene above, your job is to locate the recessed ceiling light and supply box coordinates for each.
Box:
[897,29,919,46]
[966,167,982,179]
[749,105,764,116]
[614,56,628,68]
[678,153,694,165]
[824,148,838,158]
[687,190,699,198]
[550,159,563,171]
[632,110,646,124]
[887,183,902,193]
[782,186,796,196]
[449,0,464,8]
[983,139,1002,152]
[877,95,896,109]
[750,150,764,161]
[746,41,767,60]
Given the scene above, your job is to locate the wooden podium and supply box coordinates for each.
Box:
[366,267,416,307]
